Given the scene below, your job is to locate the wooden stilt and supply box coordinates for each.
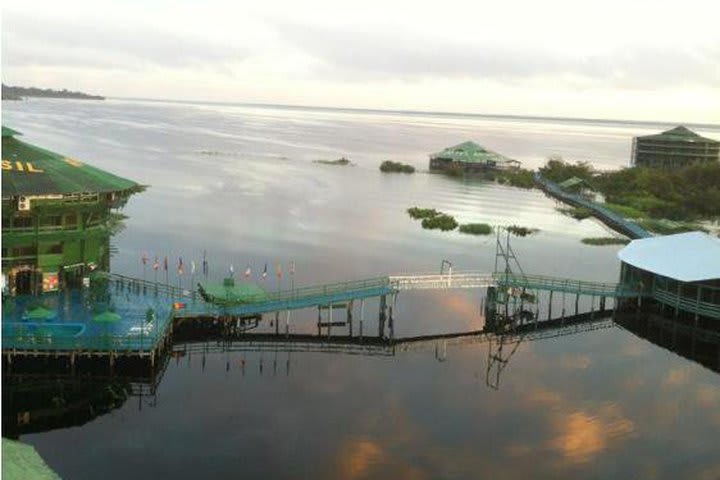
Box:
[548,291,553,320]
[360,299,365,341]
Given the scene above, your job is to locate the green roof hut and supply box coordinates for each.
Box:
[632,126,720,169]
[2,127,143,295]
[429,141,521,174]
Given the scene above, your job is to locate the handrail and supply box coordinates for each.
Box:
[653,288,720,319]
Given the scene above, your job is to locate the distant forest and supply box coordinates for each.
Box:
[2,84,104,100]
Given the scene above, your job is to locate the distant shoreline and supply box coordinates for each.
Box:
[112,96,720,131]
[2,84,104,101]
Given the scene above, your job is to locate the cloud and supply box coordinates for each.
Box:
[550,404,635,463]
[2,11,249,71]
[269,21,720,89]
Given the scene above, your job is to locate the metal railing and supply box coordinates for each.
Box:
[653,288,720,319]
[389,272,496,290]
[494,272,640,298]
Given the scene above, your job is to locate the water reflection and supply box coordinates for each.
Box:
[7,311,717,443]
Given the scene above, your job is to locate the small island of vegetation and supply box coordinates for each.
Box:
[380,160,415,173]
[314,157,352,166]
[506,225,539,237]
[407,207,458,231]
[581,237,631,246]
[2,84,105,100]
[458,223,493,235]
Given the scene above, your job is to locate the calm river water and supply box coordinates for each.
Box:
[3,99,720,479]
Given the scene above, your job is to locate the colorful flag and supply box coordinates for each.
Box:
[289,261,295,276]
[163,256,168,272]
[245,264,251,279]
[178,257,184,275]
[276,263,282,279]
[142,252,148,265]
[191,260,196,275]
[202,250,208,276]
[153,256,160,271]
[262,263,268,280]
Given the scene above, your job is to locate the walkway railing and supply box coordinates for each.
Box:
[389,272,495,290]
[177,276,394,317]
[653,288,720,319]
[534,173,651,239]
[494,272,640,298]
[94,271,198,300]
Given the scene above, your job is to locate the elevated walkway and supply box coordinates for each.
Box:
[495,272,641,298]
[534,173,652,239]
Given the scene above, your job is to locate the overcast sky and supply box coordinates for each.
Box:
[3,0,720,122]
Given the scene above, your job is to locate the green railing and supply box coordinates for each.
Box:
[204,276,391,307]
[494,272,639,298]
[653,288,720,320]
[94,271,198,300]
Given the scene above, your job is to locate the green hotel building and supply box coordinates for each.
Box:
[1,126,142,296]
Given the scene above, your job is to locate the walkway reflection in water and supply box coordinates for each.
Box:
[5,311,718,440]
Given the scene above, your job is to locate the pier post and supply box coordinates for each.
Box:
[379,295,387,338]
[388,305,394,341]
[600,296,606,311]
[317,307,322,336]
[286,311,290,337]
[359,299,365,341]
[591,295,595,319]
[328,304,333,337]
[275,311,280,335]
[548,291,553,321]
[347,300,353,337]
[575,294,580,316]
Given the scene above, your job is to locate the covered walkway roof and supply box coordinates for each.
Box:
[618,232,720,282]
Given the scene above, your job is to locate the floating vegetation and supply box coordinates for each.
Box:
[421,214,458,231]
[557,206,592,220]
[459,223,493,235]
[407,207,457,231]
[380,160,415,173]
[407,207,440,220]
[314,157,351,166]
[581,237,631,246]
[506,225,539,237]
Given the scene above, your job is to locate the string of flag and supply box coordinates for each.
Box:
[140,252,296,284]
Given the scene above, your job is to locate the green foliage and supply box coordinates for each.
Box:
[421,214,458,231]
[595,163,720,220]
[603,203,644,219]
[459,223,493,235]
[507,225,539,236]
[581,237,631,246]
[494,169,535,189]
[557,206,592,220]
[540,156,720,221]
[407,207,440,219]
[380,160,415,173]
[539,156,595,183]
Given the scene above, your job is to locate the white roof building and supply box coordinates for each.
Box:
[617,232,720,283]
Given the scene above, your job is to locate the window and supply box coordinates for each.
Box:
[12,217,33,229]
[65,214,78,229]
[46,243,63,254]
[12,246,37,257]
[40,215,62,227]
